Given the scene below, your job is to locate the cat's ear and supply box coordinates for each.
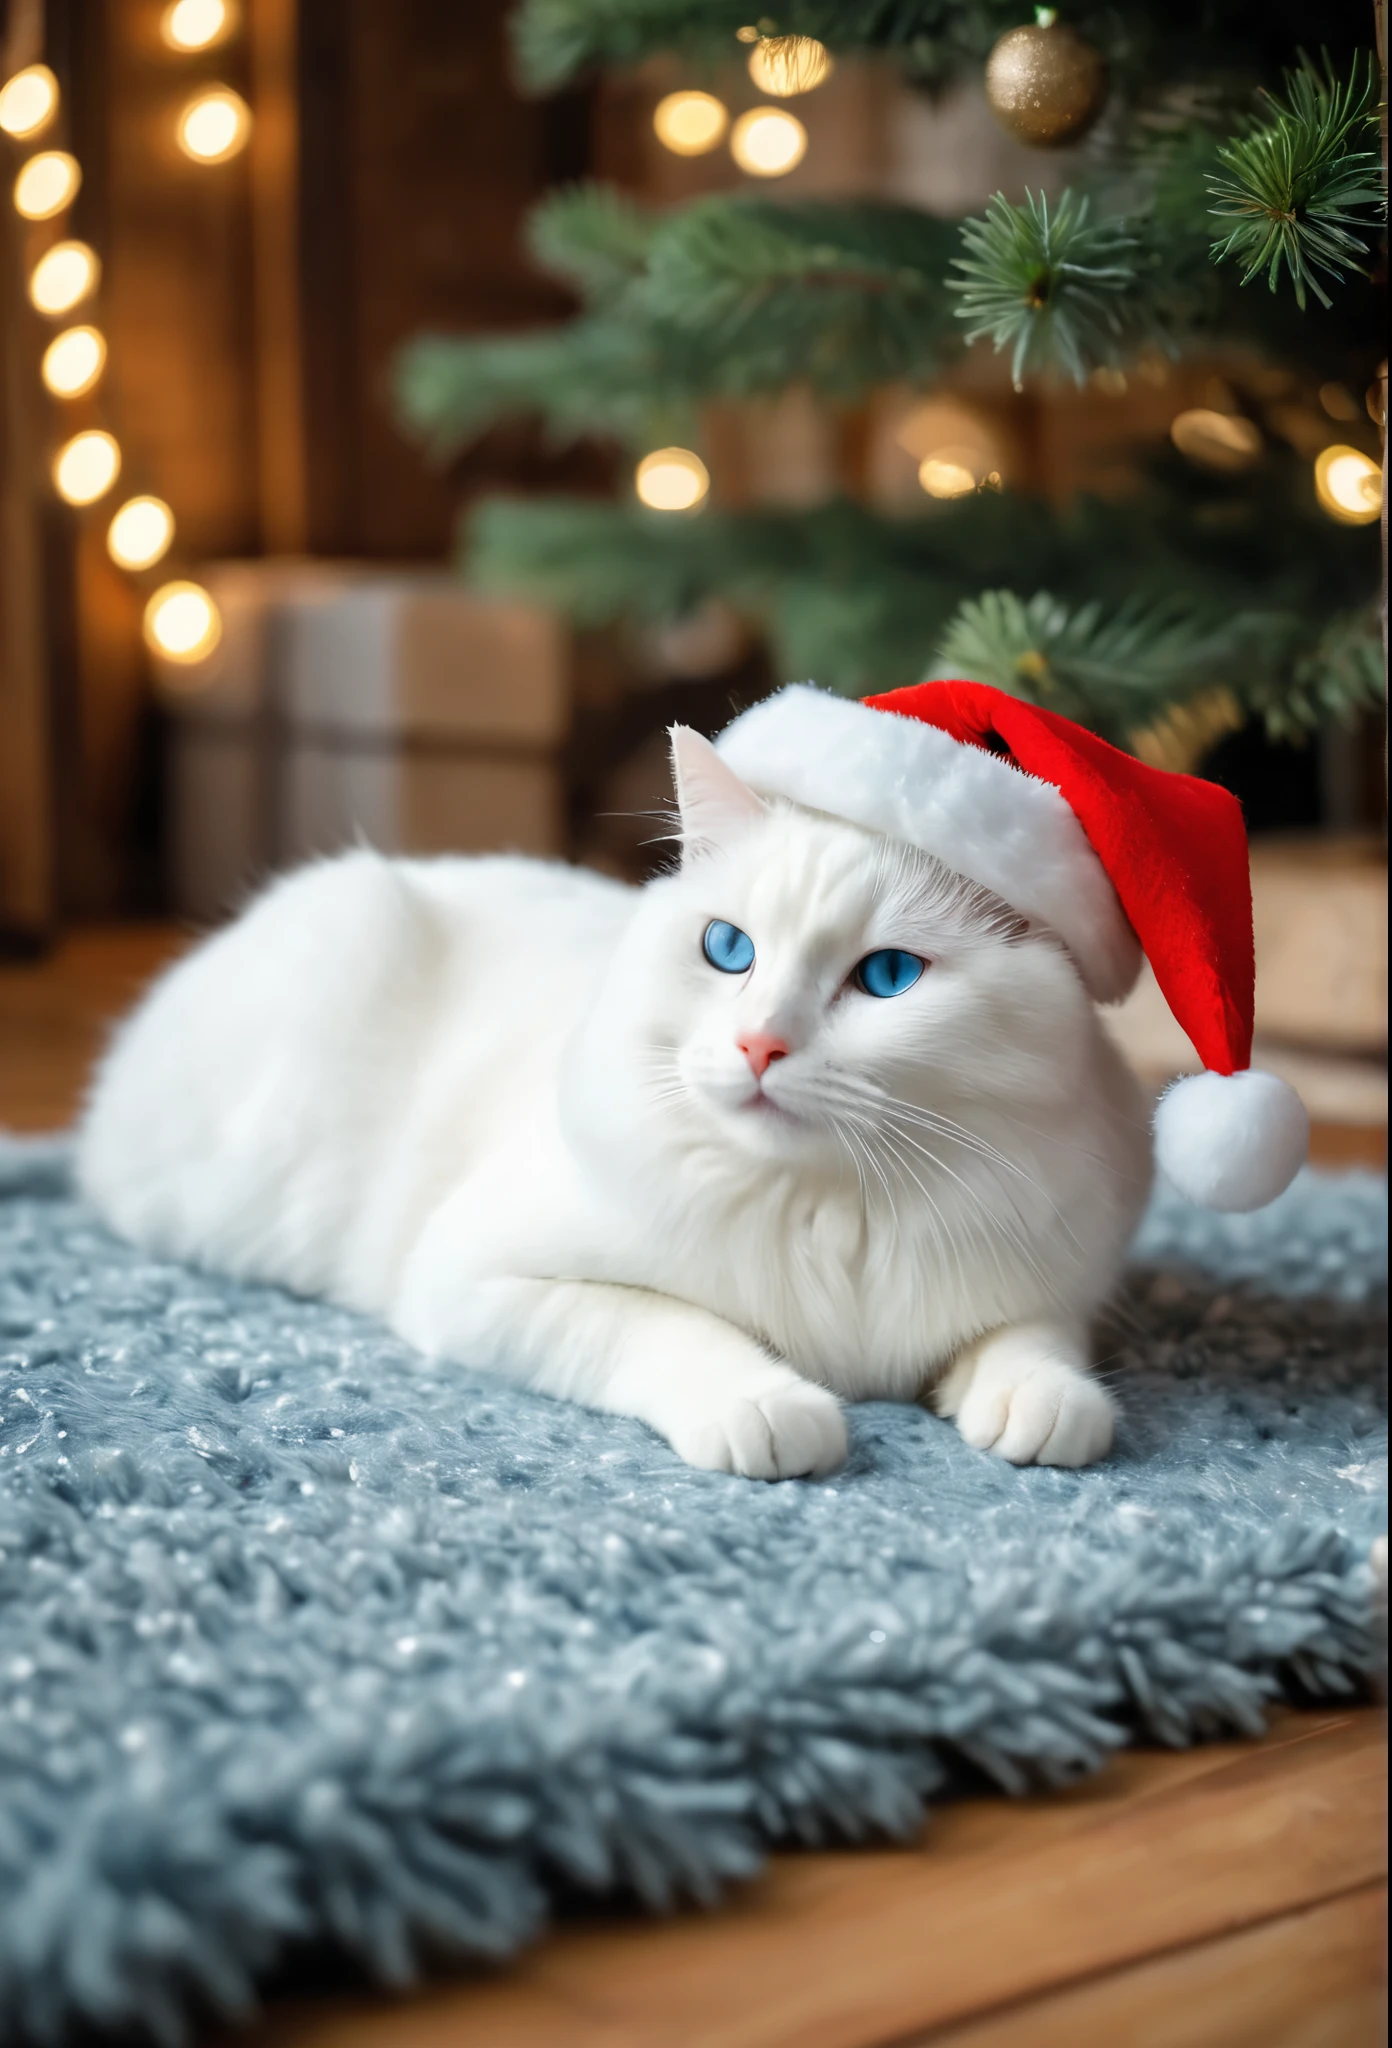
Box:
[669,726,766,854]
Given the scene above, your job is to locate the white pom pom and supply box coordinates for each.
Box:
[1153,1069,1309,1212]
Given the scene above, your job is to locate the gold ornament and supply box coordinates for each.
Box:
[746,35,833,97]
[984,8,1107,149]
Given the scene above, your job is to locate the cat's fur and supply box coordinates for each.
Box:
[77,729,1153,1478]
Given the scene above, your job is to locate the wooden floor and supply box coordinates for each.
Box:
[1,927,1386,2048]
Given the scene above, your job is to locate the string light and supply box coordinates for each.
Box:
[52,429,121,505]
[919,452,983,499]
[745,35,833,97]
[0,62,58,140]
[41,324,106,397]
[29,240,101,315]
[1169,408,1262,471]
[11,32,244,668]
[13,148,81,219]
[176,87,252,163]
[652,90,728,156]
[160,0,235,52]
[108,497,176,570]
[896,400,1004,498]
[729,107,807,177]
[144,581,222,663]
[635,447,710,512]
[1313,444,1381,525]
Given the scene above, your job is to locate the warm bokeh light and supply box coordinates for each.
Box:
[41,324,107,397]
[13,149,81,220]
[161,0,235,51]
[29,240,101,315]
[652,90,729,156]
[746,34,833,97]
[176,87,252,163]
[108,496,176,571]
[1169,408,1262,471]
[729,107,807,177]
[0,63,58,140]
[144,581,223,664]
[635,447,710,512]
[919,452,982,499]
[52,429,121,506]
[894,401,1005,501]
[1313,444,1381,525]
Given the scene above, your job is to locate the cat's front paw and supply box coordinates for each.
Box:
[670,1377,846,1480]
[956,1357,1115,1468]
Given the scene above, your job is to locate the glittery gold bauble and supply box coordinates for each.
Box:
[984,12,1107,148]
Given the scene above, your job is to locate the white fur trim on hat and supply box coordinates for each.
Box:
[1154,1069,1309,1211]
[717,685,1142,1002]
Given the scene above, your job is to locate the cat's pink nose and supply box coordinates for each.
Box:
[738,1032,789,1080]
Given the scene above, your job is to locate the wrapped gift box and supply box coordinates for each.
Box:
[153,563,570,920]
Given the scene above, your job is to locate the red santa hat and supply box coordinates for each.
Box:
[715,680,1308,1212]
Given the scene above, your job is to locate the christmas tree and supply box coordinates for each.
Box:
[396,2,1386,770]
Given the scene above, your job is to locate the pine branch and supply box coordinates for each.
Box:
[947,192,1145,389]
[397,195,967,452]
[467,492,1084,687]
[642,200,963,391]
[462,487,1380,720]
[930,588,1384,752]
[1207,54,1384,310]
[930,589,1244,743]
[527,184,659,305]
[393,321,701,455]
[1264,603,1387,739]
[398,111,1383,458]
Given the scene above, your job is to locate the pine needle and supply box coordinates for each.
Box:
[1206,54,1384,310]
[641,200,961,391]
[931,589,1383,749]
[947,192,1141,389]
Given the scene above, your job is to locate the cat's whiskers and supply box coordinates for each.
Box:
[821,1070,1085,1273]
[815,1066,961,1259]
[639,1048,699,1120]
[884,1116,1061,1295]
[844,1096,1061,1303]
[866,1119,969,1297]
[832,1075,1047,1194]
[880,1110,1084,1277]
[837,1115,902,1229]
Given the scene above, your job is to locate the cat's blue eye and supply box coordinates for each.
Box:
[854,949,925,999]
[702,920,755,974]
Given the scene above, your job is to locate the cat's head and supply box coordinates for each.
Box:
[585,727,1100,1177]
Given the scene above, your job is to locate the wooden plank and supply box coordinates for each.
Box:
[1308,1122,1388,1171]
[919,1883,1387,2048]
[245,1711,1385,2048]
[0,924,186,1129]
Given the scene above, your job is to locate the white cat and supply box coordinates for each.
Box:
[77,726,1153,1479]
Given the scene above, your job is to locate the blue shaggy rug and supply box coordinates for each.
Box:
[0,1141,1385,2045]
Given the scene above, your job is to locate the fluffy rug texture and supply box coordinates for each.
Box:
[0,1141,1385,2044]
